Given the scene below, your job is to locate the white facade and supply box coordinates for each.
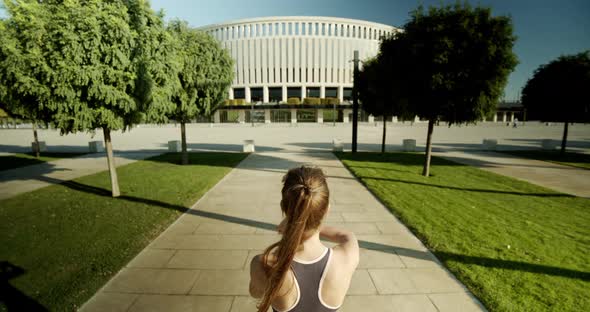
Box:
[199,16,399,103]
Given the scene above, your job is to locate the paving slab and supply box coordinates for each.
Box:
[81,151,485,311]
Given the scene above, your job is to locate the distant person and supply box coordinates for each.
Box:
[513,117,518,128]
[249,166,359,312]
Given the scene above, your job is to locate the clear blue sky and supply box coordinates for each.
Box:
[2,0,589,101]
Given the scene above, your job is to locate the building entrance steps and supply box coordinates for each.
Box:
[80,152,486,312]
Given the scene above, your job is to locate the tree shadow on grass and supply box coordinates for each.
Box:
[36,176,590,282]
[0,262,48,311]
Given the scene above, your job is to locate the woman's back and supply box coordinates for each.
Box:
[252,227,359,312]
[249,166,359,312]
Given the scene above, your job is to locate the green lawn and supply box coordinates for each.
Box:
[335,152,589,312]
[0,152,87,171]
[501,150,590,170]
[0,152,247,311]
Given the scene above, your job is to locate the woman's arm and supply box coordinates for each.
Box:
[249,255,267,298]
[319,225,360,267]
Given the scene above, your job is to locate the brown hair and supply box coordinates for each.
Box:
[257,166,330,312]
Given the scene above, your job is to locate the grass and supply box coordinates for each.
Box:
[0,152,247,311]
[0,152,87,171]
[500,150,590,170]
[335,152,589,312]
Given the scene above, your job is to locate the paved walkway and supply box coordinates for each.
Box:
[435,150,590,198]
[0,152,161,200]
[80,152,485,312]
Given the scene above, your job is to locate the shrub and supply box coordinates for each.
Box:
[287,97,301,105]
[303,97,321,105]
[321,97,340,105]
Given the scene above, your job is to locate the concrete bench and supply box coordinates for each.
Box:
[332,139,343,152]
[482,139,497,151]
[31,141,47,153]
[88,141,104,153]
[168,140,181,152]
[541,139,558,150]
[402,139,416,152]
[243,140,255,153]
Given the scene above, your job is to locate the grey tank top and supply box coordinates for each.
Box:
[272,247,340,312]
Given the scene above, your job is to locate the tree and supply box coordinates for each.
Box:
[521,51,590,154]
[395,3,518,176]
[358,34,413,154]
[167,20,233,165]
[1,0,177,196]
[0,11,52,157]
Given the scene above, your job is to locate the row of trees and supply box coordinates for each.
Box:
[357,3,518,176]
[0,0,233,196]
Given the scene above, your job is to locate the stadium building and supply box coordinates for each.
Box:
[199,16,399,123]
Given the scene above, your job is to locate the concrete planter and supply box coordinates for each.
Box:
[168,140,181,152]
[541,139,558,150]
[332,139,343,152]
[402,139,416,152]
[243,140,255,153]
[482,139,497,151]
[31,141,47,153]
[88,141,105,153]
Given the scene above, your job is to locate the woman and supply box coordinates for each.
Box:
[249,166,359,312]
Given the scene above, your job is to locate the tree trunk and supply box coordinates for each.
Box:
[422,119,435,177]
[32,121,40,158]
[181,121,188,165]
[381,115,387,154]
[103,127,120,197]
[560,121,568,155]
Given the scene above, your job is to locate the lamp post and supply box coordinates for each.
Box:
[352,50,359,153]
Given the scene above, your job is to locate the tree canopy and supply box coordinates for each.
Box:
[167,20,234,122]
[400,3,518,125]
[521,50,590,123]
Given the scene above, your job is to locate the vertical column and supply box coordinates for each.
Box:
[291,109,297,124]
[392,116,398,123]
[238,110,246,124]
[282,85,287,102]
[264,109,271,124]
[263,86,269,103]
[228,88,234,100]
[493,113,498,122]
[338,86,344,103]
[343,109,352,123]
[320,86,326,99]
[213,110,220,123]
[301,86,306,102]
[317,109,323,123]
[245,87,251,103]
[510,112,515,122]
[502,112,507,123]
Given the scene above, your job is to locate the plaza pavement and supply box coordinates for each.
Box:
[80,151,486,312]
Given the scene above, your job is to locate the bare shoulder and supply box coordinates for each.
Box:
[331,232,360,269]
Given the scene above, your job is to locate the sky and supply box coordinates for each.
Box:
[2,0,589,101]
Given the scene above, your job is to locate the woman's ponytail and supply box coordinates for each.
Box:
[258,188,313,312]
[256,167,329,312]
